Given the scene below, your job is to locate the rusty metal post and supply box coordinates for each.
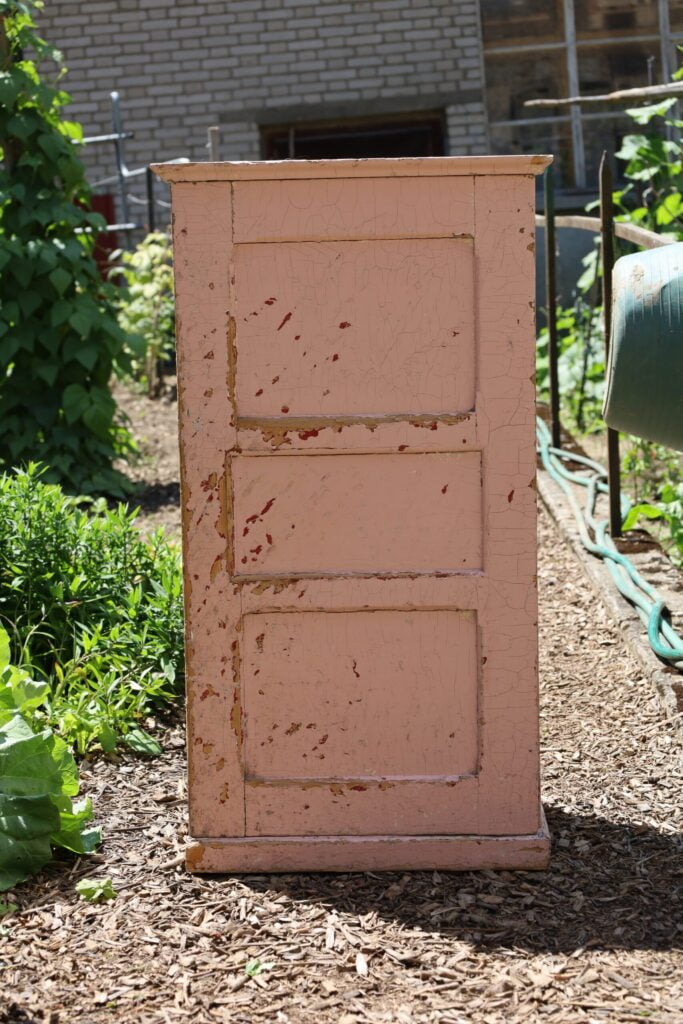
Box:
[145,166,156,233]
[600,152,621,538]
[544,165,561,449]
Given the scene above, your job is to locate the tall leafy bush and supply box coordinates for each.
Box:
[0,0,133,494]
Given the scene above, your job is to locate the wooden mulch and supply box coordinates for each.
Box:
[1,386,681,1024]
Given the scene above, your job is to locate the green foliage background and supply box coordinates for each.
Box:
[0,0,133,494]
[0,465,184,756]
[538,91,683,564]
[112,231,175,397]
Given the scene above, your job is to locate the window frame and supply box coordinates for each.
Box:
[260,112,446,161]
[481,0,680,189]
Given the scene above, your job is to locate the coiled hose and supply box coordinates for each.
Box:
[537,417,683,666]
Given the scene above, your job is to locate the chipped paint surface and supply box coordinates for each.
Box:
[234,238,474,418]
[242,610,477,787]
[232,452,482,576]
[185,824,551,874]
[161,158,548,871]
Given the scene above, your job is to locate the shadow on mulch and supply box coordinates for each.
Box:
[132,480,180,514]
[0,1007,50,1024]
[238,807,682,955]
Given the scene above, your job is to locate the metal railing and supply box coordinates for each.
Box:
[537,153,675,538]
[77,92,188,245]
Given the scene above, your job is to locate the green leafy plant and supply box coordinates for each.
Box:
[111,232,175,397]
[0,0,134,494]
[622,438,681,505]
[0,464,184,754]
[624,482,683,566]
[0,625,100,892]
[537,297,605,436]
[75,876,116,903]
[245,957,273,978]
[612,97,683,239]
[540,85,683,569]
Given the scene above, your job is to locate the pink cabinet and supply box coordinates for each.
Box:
[153,155,551,872]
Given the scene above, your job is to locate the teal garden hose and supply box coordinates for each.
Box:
[537,417,683,667]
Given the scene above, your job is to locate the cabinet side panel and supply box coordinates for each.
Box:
[171,181,244,837]
[474,174,540,833]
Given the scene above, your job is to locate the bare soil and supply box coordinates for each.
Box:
[1,386,681,1024]
[113,379,182,539]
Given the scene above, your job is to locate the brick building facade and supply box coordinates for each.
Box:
[41,0,680,218]
[40,0,490,193]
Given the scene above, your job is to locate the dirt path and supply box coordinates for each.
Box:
[2,389,681,1024]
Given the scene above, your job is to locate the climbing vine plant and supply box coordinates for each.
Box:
[0,0,134,494]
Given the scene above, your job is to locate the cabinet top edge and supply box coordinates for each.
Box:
[152,154,553,183]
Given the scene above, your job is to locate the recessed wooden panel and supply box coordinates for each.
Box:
[232,452,482,576]
[242,609,478,782]
[233,175,474,242]
[234,238,474,418]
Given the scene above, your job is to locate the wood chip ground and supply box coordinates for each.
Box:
[1,387,681,1024]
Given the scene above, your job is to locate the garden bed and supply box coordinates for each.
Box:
[1,386,681,1024]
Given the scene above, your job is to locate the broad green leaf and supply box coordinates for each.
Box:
[76,877,117,903]
[0,71,21,106]
[0,300,20,325]
[17,291,41,319]
[623,503,663,531]
[98,722,117,754]
[37,133,63,163]
[48,267,71,296]
[49,299,72,327]
[0,717,64,798]
[35,363,59,387]
[0,797,56,891]
[11,261,34,289]
[625,98,678,125]
[0,713,100,890]
[82,402,113,440]
[0,629,9,672]
[74,345,99,371]
[123,728,162,757]
[62,383,90,424]
[245,958,263,977]
[0,669,49,718]
[53,798,100,854]
[68,310,92,339]
[655,192,683,225]
[47,734,79,798]
[615,134,649,161]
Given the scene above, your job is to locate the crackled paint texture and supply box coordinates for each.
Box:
[154,155,552,872]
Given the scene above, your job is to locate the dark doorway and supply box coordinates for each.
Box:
[261,112,445,160]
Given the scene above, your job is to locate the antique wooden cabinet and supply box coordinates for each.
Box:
[153,155,551,872]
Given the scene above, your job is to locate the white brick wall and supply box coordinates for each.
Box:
[40,0,489,221]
